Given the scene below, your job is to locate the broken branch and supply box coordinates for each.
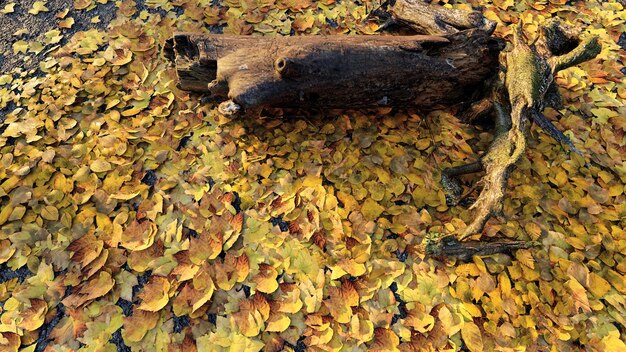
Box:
[425,234,539,262]
[382,0,495,35]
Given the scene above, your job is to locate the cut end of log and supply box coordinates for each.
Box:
[165,34,218,92]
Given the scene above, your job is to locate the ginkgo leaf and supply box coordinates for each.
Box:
[17,299,47,331]
[254,264,279,294]
[122,310,159,343]
[137,276,171,312]
[121,220,156,251]
[12,40,28,54]
[461,321,484,352]
[1,3,15,14]
[28,1,49,15]
[90,159,112,172]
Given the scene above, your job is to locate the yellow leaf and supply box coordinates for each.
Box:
[0,239,16,264]
[265,313,290,332]
[137,276,171,312]
[189,232,223,264]
[588,272,611,298]
[44,29,63,45]
[41,205,59,221]
[28,1,49,15]
[361,198,385,221]
[292,13,315,32]
[404,305,435,333]
[1,3,15,14]
[565,278,591,312]
[324,282,359,324]
[493,0,514,10]
[104,46,133,66]
[122,310,159,343]
[74,0,93,10]
[121,107,142,116]
[17,300,47,331]
[515,249,535,269]
[605,270,626,294]
[0,332,20,352]
[232,297,268,337]
[67,233,104,269]
[62,271,115,308]
[277,284,303,314]
[438,305,461,336]
[121,220,156,251]
[0,204,13,226]
[370,328,399,352]
[461,321,483,352]
[12,40,28,54]
[90,159,112,172]
[602,329,626,350]
[335,258,366,277]
[59,17,75,29]
[254,264,279,294]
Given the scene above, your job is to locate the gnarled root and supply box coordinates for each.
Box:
[460,104,527,240]
[444,22,601,241]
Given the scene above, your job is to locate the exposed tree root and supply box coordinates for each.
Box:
[441,23,601,240]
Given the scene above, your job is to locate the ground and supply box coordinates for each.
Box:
[0,0,115,75]
[0,1,626,352]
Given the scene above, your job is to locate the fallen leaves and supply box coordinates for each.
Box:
[121,220,157,251]
[17,299,48,331]
[28,1,49,15]
[62,271,115,308]
[12,41,28,54]
[0,3,15,14]
[0,0,624,350]
[137,276,171,312]
[324,281,359,324]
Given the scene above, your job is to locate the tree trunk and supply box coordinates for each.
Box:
[385,0,496,35]
[165,30,503,109]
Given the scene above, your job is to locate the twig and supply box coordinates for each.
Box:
[425,234,540,262]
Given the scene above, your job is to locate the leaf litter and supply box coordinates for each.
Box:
[0,0,625,351]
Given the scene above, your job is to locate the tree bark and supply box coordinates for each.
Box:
[164,30,503,109]
[385,0,495,35]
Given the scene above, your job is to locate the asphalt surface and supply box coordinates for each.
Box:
[0,0,117,75]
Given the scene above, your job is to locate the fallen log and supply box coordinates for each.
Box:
[164,30,503,110]
[381,0,495,35]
